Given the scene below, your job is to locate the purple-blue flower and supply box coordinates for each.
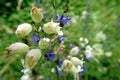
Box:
[69,44,75,48]
[86,55,92,61]
[59,37,66,42]
[31,35,40,43]
[44,52,55,61]
[58,59,63,67]
[56,14,71,27]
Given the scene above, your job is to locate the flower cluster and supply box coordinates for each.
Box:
[7,5,84,80]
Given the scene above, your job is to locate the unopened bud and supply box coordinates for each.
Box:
[15,23,32,36]
[69,47,80,56]
[7,42,29,54]
[31,6,42,23]
[24,49,41,69]
[38,38,50,49]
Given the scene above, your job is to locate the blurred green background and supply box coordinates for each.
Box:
[0,0,120,80]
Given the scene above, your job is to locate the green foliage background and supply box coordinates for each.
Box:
[0,0,120,80]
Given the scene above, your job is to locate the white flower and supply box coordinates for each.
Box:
[79,37,89,47]
[7,42,29,54]
[92,44,104,56]
[62,59,73,70]
[43,21,63,35]
[30,6,43,23]
[69,47,80,56]
[94,31,106,42]
[105,52,112,57]
[15,23,32,36]
[38,38,50,49]
[20,74,31,80]
[24,49,41,69]
[70,57,84,66]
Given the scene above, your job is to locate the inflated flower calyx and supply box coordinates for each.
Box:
[24,49,41,69]
[62,59,73,71]
[31,6,43,23]
[7,42,29,54]
[15,23,32,36]
[43,21,63,35]
[69,47,80,56]
[38,38,50,49]
[70,57,84,66]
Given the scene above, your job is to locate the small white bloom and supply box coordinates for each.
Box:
[94,31,106,42]
[79,37,89,47]
[15,23,32,36]
[38,38,50,49]
[70,57,84,66]
[105,52,112,57]
[62,59,73,70]
[7,42,29,54]
[69,47,80,56]
[43,21,62,35]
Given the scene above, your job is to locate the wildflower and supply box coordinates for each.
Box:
[58,59,63,67]
[69,44,75,48]
[44,52,55,61]
[70,57,84,66]
[7,42,29,54]
[30,6,43,23]
[79,37,89,47]
[62,59,73,71]
[38,38,50,49]
[94,31,106,42]
[31,35,39,43]
[56,14,71,27]
[15,23,32,36]
[59,37,66,42]
[69,47,80,56]
[24,49,41,69]
[43,21,63,36]
[105,52,112,57]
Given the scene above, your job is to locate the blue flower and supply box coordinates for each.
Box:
[69,44,75,48]
[31,35,40,43]
[58,59,63,67]
[56,14,71,27]
[44,52,55,61]
[86,55,92,61]
[59,37,66,42]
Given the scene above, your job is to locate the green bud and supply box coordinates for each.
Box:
[31,6,43,23]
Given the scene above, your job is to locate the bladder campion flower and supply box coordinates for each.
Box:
[15,23,32,37]
[24,49,41,69]
[7,42,29,54]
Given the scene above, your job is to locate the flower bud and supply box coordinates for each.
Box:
[70,57,84,66]
[24,49,41,69]
[31,6,43,23]
[43,21,62,35]
[38,38,50,49]
[7,42,29,54]
[15,23,32,36]
[62,59,73,72]
[69,47,80,56]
